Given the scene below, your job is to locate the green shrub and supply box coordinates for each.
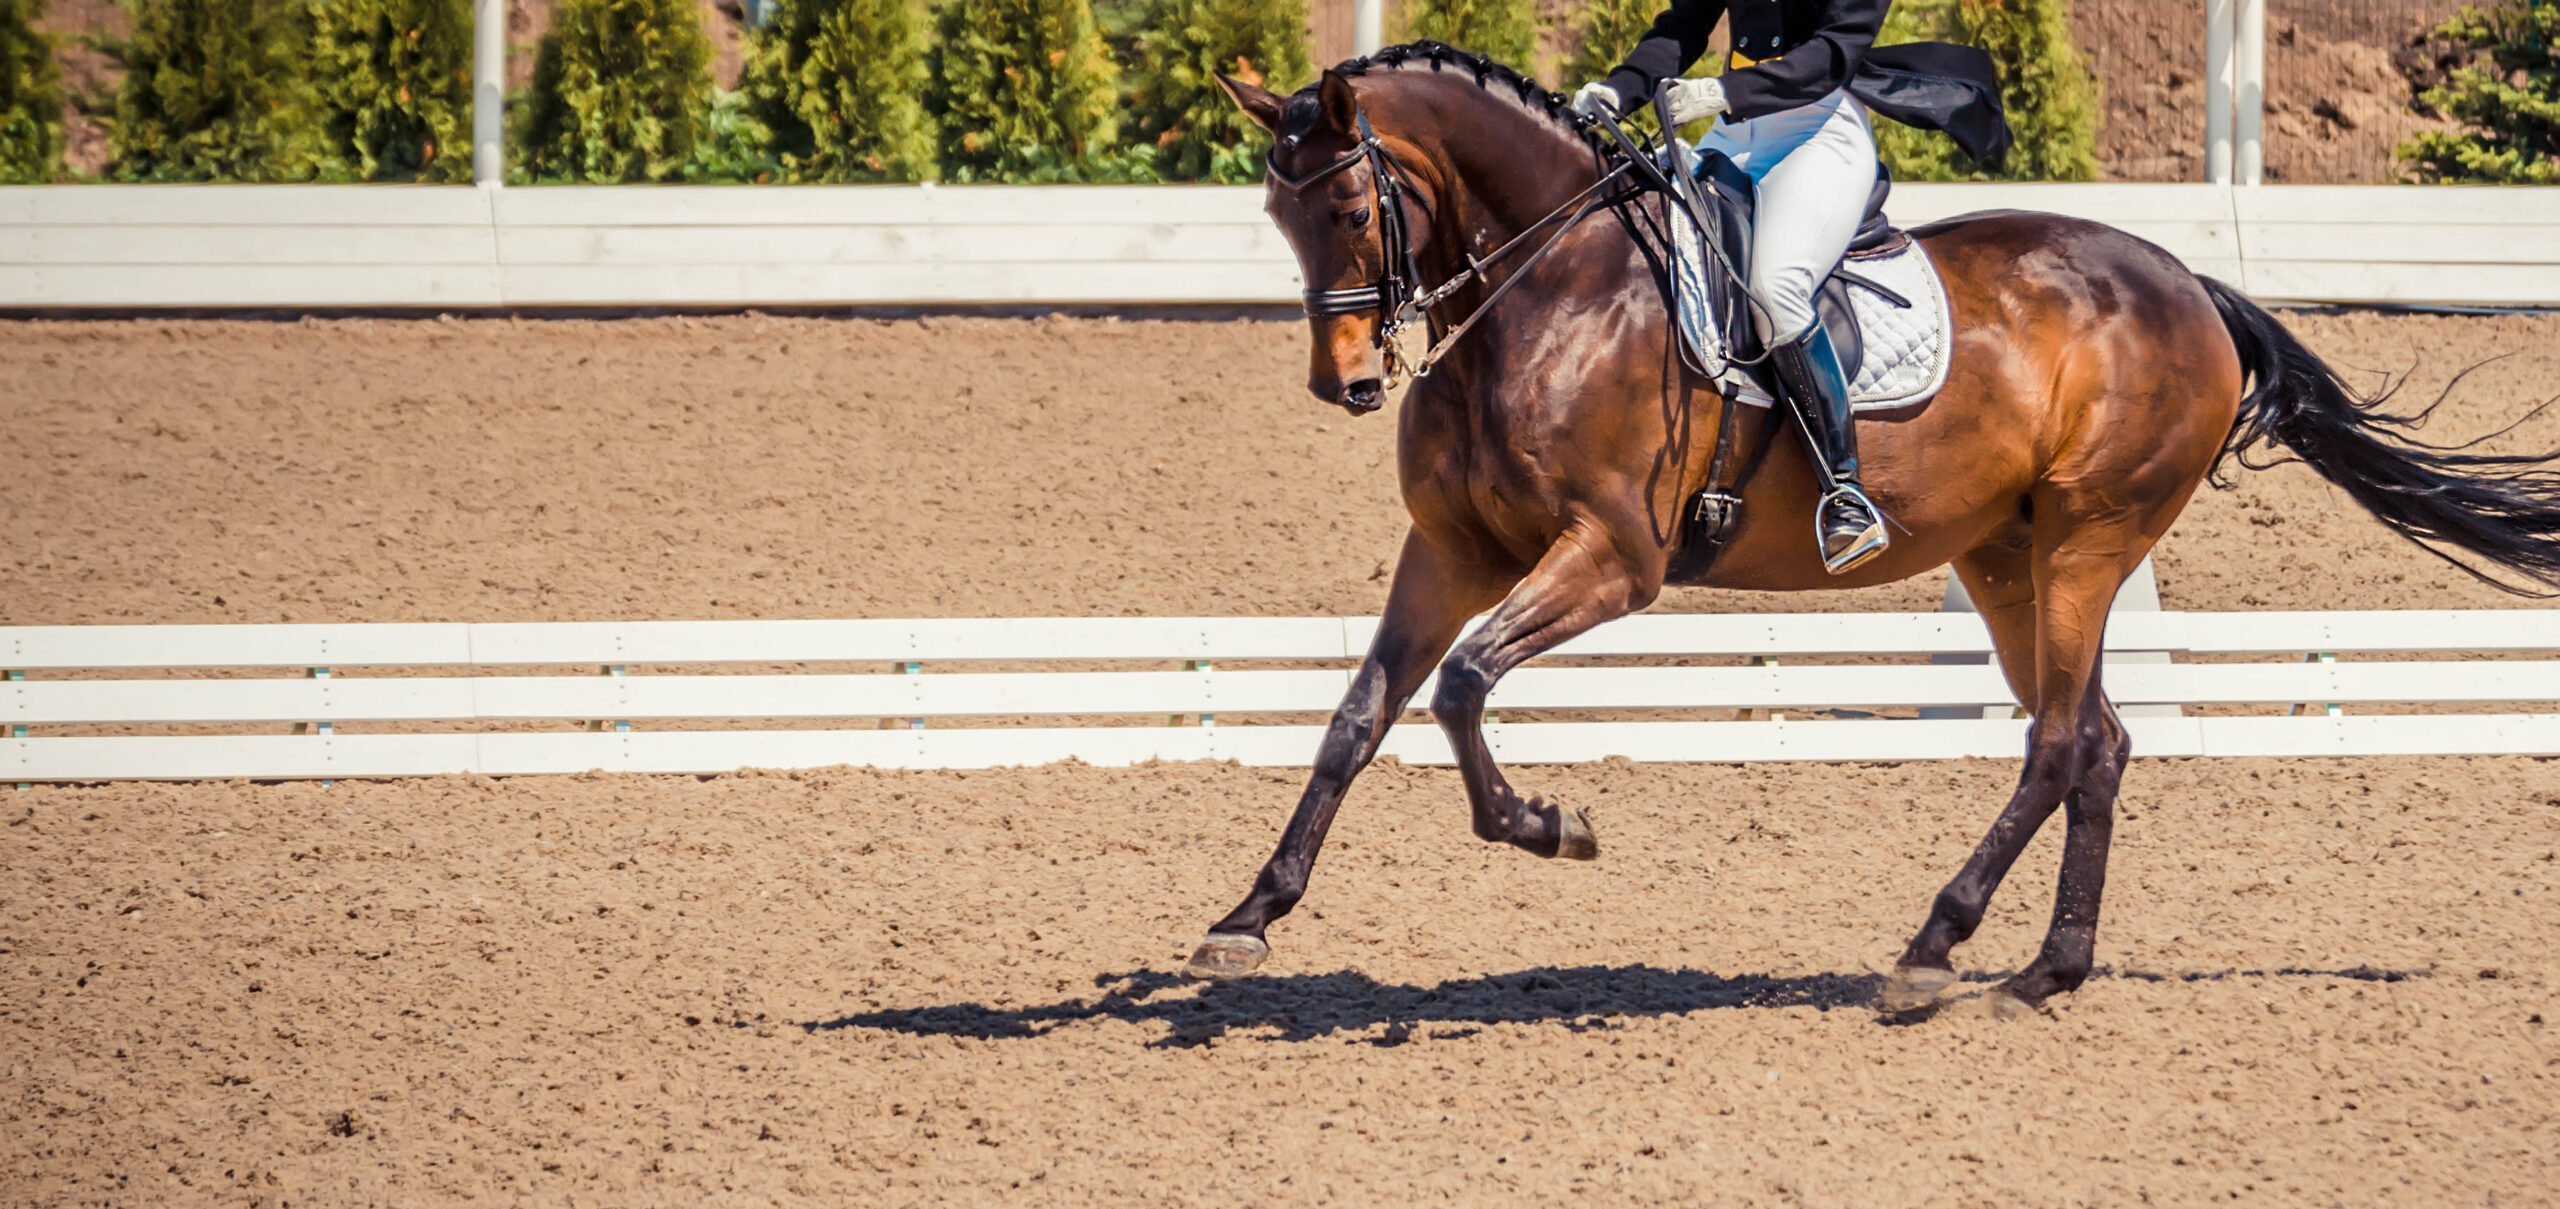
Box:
[1402,0,1537,68]
[685,86,779,181]
[0,0,65,182]
[307,0,473,181]
[105,0,324,181]
[1562,0,1660,90]
[518,0,713,183]
[2400,0,2559,184]
[1875,0,2098,182]
[931,0,1127,182]
[741,0,935,182]
[1127,0,1313,182]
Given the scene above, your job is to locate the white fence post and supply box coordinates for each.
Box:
[1353,0,1384,56]
[2206,0,2235,184]
[2234,0,2267,186]
[473,0,506,187]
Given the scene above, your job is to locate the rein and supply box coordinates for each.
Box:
[1270,111,1636,384]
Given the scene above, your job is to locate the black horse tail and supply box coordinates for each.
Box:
[2201,275,2560,595]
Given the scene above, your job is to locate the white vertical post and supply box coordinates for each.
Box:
[2206,0,2235,184]
[473,0,506,187]
[1353,0,1384,56]
[2233,0,2267,185]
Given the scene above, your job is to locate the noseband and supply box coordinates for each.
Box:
[1267,108,1636,384]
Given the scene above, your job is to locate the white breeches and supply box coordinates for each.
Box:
[1693,89,1878,342]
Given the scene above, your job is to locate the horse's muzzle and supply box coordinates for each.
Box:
[1338,379,1386,414]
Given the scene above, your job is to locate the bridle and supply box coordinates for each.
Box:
[1268,109,1636,384]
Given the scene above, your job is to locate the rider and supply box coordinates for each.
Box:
[1570,0,1909,575]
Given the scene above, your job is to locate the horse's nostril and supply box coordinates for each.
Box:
[1344,380,1386,412]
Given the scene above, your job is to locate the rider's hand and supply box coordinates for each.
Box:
[1661,77,1730,126]
[1569,81,1622,121]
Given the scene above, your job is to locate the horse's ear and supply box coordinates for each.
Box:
[1215,73,1286,135]
[1317,69,1360,135]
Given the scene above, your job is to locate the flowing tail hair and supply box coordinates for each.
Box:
[2202,276,2560,595]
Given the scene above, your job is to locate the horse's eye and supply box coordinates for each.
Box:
[1345,207,1372,228]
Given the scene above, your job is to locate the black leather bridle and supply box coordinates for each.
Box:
[1267,109,1637,384]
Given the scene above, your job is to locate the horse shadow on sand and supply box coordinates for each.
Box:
[799,962,2420,1048]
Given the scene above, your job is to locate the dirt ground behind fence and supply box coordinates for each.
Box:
[4,312,2557,1206]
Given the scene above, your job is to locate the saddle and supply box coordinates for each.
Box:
[1676,150,1911,395]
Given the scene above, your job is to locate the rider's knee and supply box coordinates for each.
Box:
[1751,268,1821,343]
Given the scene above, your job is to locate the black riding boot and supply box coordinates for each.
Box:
[1769,323,1888,574]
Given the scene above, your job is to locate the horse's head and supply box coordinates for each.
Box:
[1220,70,1435,416]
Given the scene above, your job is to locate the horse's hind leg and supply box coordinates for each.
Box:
[1431,528,1652,861]
[1885,535,2137,1013]
[1185,532,1502,979]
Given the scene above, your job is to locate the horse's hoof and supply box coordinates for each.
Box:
[1183,933,1269,981]
[1877,963,1956,1014]
[1555,805,1599,861]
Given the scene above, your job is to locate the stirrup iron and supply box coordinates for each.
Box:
[1816,485,1888,575]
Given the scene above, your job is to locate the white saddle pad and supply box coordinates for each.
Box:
[1669,217,1955,413]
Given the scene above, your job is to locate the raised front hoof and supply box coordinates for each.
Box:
[1876,964,1957,1014]
[1555,804,1600,861]
[1183,933,1269,981]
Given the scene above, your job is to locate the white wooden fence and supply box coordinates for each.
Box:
[3,184,2554,311]
[9,609,2560,782]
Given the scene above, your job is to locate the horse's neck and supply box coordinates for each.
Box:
[1405,117,1613,381]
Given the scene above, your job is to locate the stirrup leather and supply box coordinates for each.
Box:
[1816,484,1888,575]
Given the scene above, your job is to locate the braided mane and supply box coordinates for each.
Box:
[1280,40,1607,153]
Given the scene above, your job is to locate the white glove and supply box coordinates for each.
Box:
[1569,81,1621,121]
[1661,76,1730,126]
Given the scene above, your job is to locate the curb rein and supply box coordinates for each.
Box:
[1270,111,1638,386]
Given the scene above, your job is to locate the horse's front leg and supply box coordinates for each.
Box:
[1184,532,1502,980]
[1432,526,1654,862]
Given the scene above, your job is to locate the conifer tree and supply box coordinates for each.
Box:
[105,0,324,181]
[1403,0,1537,70]
[1563,0,1660,91]
[1874,0,2097,182]
[1128,0,1313,182]
[743,0,936,182]
[519,0,714,182]
[0,0,64,182]
[2401,0,2559,184]
[307,0,473,181]
[932,0,1124,181]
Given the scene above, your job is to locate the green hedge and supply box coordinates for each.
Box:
[0,0,64,182]
[1563,0,1659,91]
[743,0,935,182]
[932,0,1129,181]
[1402,0,1538,68]
[1127,0,1312,182]
[2400,0,2559,184]
[105,0,324,181]
[308,0,475,181]
[519,0,714,182]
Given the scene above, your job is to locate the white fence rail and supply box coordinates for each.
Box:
[9,609,2560,783]
[4,184,2554,311]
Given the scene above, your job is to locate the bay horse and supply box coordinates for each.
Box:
[1189,44,2560,1014]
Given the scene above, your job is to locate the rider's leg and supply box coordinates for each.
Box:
[1747,94,1887,573]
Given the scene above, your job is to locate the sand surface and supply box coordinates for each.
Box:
[4,312,2559,1206]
